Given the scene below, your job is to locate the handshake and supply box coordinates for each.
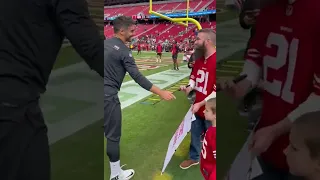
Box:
[155,74,248,102]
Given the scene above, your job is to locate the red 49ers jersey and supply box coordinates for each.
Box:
[245,0,320,170]
[190,53,216,119]
[156,45,162,53]
[200,126,216,180]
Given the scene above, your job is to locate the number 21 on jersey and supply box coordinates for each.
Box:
[263,32,299,104]
[195,69,209,95]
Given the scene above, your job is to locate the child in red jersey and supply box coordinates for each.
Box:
[201,98,216,180]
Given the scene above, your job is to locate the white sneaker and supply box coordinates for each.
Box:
[110,166,135,180]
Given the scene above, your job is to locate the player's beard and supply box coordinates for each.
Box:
[193,48,204,60]
[195,41,206,55]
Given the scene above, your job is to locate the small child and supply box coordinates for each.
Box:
[284,111,320,180]
[200,98,216,180]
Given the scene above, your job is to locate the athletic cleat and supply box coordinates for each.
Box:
[110,169,135,180]
[110,165,135,180]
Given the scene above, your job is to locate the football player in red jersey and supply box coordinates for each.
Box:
[172,41,180,70]
[156,43,162,63]
[201,98,216,180]
[137,43,141,55]
[219,0,320,179]
[180,28,216,169]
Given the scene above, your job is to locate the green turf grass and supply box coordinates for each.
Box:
[50,51,188,180]
[51,119,104,180]
[50,44,105,180]
[104,92,202,180]
[53,46,83,70]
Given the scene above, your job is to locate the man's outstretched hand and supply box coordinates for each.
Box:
[150,85,176,101]
[159,90,176,101]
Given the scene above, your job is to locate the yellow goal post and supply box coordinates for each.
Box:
[149,0,202,30]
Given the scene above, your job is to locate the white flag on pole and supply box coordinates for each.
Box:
[161,106,195,174]
[224,133,263,180]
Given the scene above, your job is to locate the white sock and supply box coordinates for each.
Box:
[110,160,122,178]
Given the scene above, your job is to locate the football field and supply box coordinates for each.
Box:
[47,2,252,180]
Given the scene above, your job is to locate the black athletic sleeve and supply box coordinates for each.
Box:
[121,52,153,91]
[54,0,103,77]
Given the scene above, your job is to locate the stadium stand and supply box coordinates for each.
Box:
[104,0,216,52]
[104,0,214,18]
